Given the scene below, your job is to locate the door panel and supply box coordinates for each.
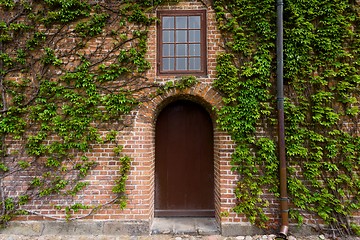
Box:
[155,100,214,217]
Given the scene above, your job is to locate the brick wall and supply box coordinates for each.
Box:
[74,0,248,226]
[3,0,279,234]
[140,0,245,226]
[3,1,359,237]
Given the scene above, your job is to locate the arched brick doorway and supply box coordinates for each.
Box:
[154,100,214,217]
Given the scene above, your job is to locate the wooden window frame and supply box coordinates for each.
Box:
[157,10,207,76]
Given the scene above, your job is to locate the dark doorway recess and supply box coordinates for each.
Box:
[155,100,214,217]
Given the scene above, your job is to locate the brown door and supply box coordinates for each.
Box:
[155,100,214,217]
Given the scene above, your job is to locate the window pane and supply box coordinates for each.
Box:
[163,44,174,57]
[162,58,174,71]
[189,16,201,29]
[176,58,187,70]
[163,16,174,29]
[189,30,200,42]
[158,11,206,74]
[189,44,200,56]
[176,44,187,57]
[176,16,187,29]
[163,30,174,43]
[189,58,201,70]
[176,30,187,42]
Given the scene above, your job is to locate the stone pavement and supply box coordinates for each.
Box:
[1,217,359,240]
[151,218,219,235]
[0,234,338,240]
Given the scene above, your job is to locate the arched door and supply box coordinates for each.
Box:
[155,100,214,217]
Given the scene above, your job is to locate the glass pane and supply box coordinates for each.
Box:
[163,16,174,29]
[163,44,174,57]
[176,30,187,42]
[176,58,187,70]
[189,16,201,29]
[176,16,187,29]
[189,58,201,70]
[189,30,200,42]
[163,30,174,43]
[189,44,200,56]
[162,58,174,71]
[176,44,187,57]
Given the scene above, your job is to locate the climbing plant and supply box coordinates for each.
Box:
[213,0,360,236]
[0,0,192,225]
[1,0,360,237]
[213,0,279,229]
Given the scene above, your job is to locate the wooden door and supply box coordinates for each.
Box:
[155,100,214,217]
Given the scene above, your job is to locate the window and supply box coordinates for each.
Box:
[157,10,207,75]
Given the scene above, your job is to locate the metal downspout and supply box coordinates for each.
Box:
[276,0,289,238]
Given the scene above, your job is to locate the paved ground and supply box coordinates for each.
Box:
[0,234,339,240]
[1,217,359,240]
[151,218,219,235]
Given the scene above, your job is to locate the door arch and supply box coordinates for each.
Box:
[155,100,214,217]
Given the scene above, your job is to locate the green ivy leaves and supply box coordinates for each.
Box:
[284,0,360,234]
[214,0,277,229]
[214,0,360,235]
[41,0,91,24]
[75,13,109,38]
[0,0,164,225]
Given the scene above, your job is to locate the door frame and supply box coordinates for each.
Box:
[131,90,235,226]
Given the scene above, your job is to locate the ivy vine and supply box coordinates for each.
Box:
[213,0,360,236]
[1,0,359,237]
[0,0,189,225]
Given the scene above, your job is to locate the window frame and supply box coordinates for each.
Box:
[157,10,207,76]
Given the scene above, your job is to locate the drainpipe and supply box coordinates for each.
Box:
[276,0,289,238]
